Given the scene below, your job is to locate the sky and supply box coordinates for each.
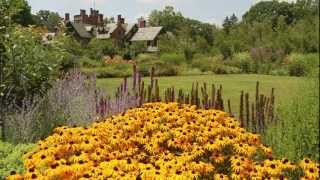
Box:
[26,0,294,26]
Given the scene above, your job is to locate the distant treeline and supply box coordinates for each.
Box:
[150,0,319,59]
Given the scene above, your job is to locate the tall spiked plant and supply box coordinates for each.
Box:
[96,65,276,133]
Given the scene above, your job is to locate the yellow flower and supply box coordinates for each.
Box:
[214,173,229,180]
[11,102,315,179]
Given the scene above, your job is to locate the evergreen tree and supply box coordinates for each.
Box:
[230,13,238,25]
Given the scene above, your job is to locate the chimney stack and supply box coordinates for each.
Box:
[138,17,146,28]
[98,14,104,25]
[80,9,86,16]
[117,14,124,24]
[65,13,70,22]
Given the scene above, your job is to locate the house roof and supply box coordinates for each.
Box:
[105,23,118,34]
[123,24,136,35]
[130,27,162,41]
[96,23,136,40]
[70,22,92,39]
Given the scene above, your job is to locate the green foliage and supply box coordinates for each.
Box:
[136,53,181,76]
[160,53,185,65]
[243,1,298,26]
[33,10,61,32]
[87,39,116,60]
[149,6,184,34]
[82,64,132,78]
[264,76,319,161]
[191,55,241,74]
[229,52,252,73]
[288,53,319,76]
[78,56,102,68]
[0,0,34,26]
[0,26,62,105]
[150,6,215,55]
[0,141,35,179]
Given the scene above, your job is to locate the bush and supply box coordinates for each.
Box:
[191,56,218,72]
[1,26,62,106]
[87,39,116,60]
[231,52,253,73]
[160,53,186,65]
[288,53,319,77]
[78,56,103,68]
[212,64,242,74]
[269,68,289,76]
[288,59,307,76]
[136,53,158,64]
[82,64,132,78]
[183,47,195,63]
[0,141,35,179]
[179,68,207,76]
[191,55,241,74]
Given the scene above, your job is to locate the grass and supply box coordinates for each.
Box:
[97,74,304,112]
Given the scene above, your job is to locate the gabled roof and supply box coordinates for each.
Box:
[96,23,136,39]
[123,24,137,35]
[130,27,163,41]
[70,22,92,39]
[105,23,118,34]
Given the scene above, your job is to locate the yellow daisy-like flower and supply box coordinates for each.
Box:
[7,102,318,180]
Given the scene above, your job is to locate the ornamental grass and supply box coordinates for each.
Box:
[7,103,319,179]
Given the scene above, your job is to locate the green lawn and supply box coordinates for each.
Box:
[97,74,304,111]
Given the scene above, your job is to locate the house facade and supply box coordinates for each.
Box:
[65,9,163,52]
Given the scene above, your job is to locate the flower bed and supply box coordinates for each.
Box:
[7,103,319,179]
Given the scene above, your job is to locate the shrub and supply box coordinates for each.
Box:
[288,53,319,77]
[160,53,186,65]
[191,56,217,72]
[0,141,35,179]
[288,58,307,76]
[0,26,62,107]
[82,64,132,78]
[136,53,158,64]
[179,68,206,76]
[78,56,102,68]
[231,52,253,73]
[212,64,242,74]
[269,68,289,76]
[183,47,195,63]
[87,39,116,60]
[192,55,241,74]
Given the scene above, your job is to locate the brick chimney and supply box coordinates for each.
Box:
[138,17,146,28]
[117,15,123,24]
[80,9,86,16]
[65,13,70,22]
[98,14,104,25]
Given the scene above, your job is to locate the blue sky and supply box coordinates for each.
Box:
[26,0,288,25]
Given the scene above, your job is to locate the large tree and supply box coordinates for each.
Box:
[0,0,34,26]
[243,1,297,27]
[34,10,61,32]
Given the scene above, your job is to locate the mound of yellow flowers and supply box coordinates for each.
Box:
[8,103,319,179]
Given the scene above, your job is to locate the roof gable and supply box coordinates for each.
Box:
[130,27,163,41]
[70,22,92,39]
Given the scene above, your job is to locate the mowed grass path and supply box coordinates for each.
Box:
[97,74,304,112]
